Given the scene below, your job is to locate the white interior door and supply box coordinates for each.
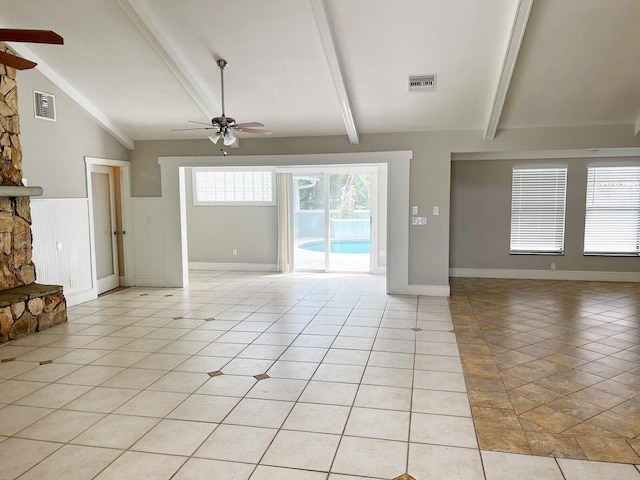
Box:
[91,165,119,294]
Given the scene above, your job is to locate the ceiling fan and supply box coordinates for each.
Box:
[0,29,64,70]
[173,58,272,146]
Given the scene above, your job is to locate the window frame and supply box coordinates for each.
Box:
[191,166,276,206]
[583,165,640,257]
[509,166,568,255]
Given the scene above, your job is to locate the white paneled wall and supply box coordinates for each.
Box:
[31,198,94,306]
[132,197,164,286]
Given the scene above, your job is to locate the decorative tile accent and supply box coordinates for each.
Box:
[39,360,53,365]
[173,317,183,320]
[393,474,416,480]
[208,371,224,377]
[1,357,15,363]
[410,328,422,332]
[204,317,216,321]
[140,294,148,296]
[254,373,270,381]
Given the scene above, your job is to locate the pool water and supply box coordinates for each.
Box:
[299,240,370,254]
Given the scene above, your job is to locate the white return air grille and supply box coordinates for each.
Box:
[33,90,56,121]
[409,74,436,91]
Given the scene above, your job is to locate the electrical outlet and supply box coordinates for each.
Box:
[56,241,62,251]
[232,249,238,256]
[550,262,556,271]
[433,206,440,216]
[411,206,418,215]
[69,277,76,287]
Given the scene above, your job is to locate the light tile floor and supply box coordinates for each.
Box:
[0,271,637,479]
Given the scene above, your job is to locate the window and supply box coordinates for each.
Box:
[510,167,567,254]
[192,168,275,205]
[584,166,640,255]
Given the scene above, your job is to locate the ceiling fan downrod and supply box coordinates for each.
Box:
[217,58,228,118]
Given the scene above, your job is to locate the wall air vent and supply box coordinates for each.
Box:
[33,90,56,121]
[409,74,436,92]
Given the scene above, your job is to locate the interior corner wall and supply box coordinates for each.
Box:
[184,168,278,266]
[450,157,640,274]
[16,68,129,198]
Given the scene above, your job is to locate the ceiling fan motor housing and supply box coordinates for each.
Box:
[213,115,235,128]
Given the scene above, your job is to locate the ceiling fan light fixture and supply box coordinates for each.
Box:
[223,129,237,146]
[208,132,222,144]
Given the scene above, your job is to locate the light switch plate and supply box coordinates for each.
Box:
[432,206,439,216]
[412,217,427,226]
[412,206,418,215]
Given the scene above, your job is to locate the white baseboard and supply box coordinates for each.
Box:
[392,284,450,297]
[65,288,96,307]
[133,277,167,287]
[189,262,277,272]
[450,268,640,282]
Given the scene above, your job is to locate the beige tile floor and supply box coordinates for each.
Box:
[0,271,637,479]
[451,277,640,465]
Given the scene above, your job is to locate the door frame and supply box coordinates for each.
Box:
[85,157,134,297]
[90,165,119,293]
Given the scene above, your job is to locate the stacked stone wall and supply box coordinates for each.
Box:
[0,42,66,344]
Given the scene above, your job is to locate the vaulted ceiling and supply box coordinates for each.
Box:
[0,0,638,149]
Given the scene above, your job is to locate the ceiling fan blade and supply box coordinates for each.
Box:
[0,29,63,44]
[188,120,214,126]
[170,127,215,131]
[234,122,264,128]
[0,51,37,70]
[235,127,272,135]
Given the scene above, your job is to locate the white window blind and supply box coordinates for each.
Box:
[510,167,567,254]
[584,166,640,255]
[193,168,275,205]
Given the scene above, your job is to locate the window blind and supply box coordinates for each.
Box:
[510,167,567,254]
[584,166,640,255]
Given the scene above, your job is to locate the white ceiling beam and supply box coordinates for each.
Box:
[311,0,359,145]
[635,117,640,136]
[5,41,134,150]
[117,0,219,120]
[484,0,533,140]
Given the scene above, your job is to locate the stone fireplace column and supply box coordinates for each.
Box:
[0,42,66,344]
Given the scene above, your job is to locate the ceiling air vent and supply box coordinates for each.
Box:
[33,90,56,121]
[409,74,436,92]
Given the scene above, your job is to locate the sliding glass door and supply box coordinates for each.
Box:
[292,173,326,270]
[291,169,374,272]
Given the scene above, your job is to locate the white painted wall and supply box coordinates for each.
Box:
[31,199,94,306]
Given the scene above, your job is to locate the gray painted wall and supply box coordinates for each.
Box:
[450,157,640,272]
[17,69,129,198]
[130,125,640,286]
[184,169,278,264]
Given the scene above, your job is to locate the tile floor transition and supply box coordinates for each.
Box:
[0,271,636,479]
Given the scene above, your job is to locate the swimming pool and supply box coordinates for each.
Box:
[299,239,370,254]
